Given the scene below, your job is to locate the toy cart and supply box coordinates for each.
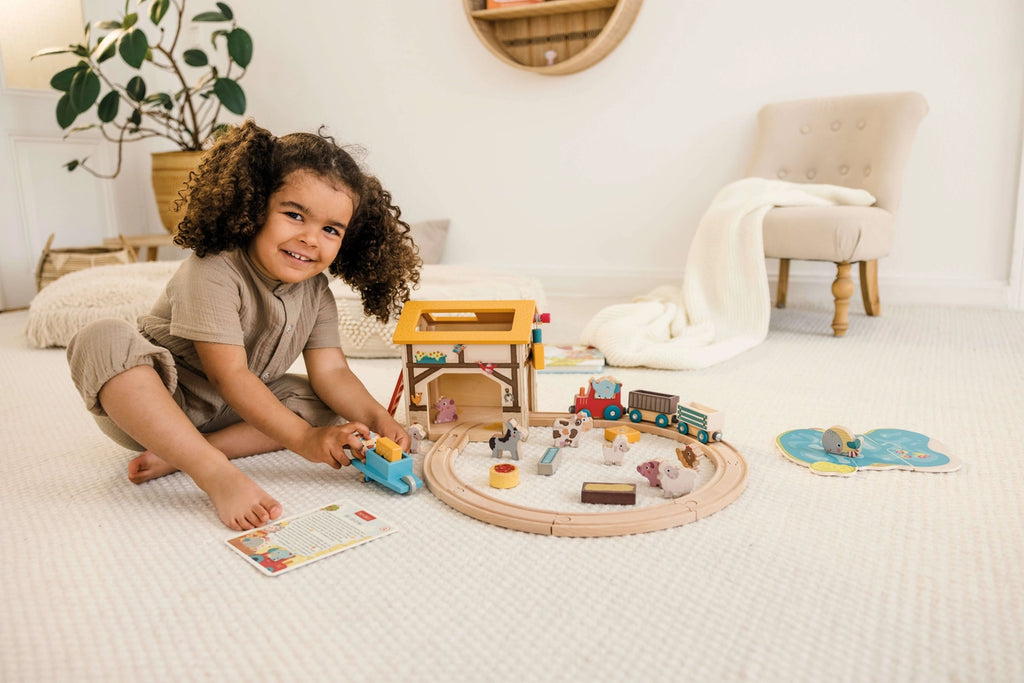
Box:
[352,446,423,495]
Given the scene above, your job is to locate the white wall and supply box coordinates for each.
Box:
[38,0,1024,308]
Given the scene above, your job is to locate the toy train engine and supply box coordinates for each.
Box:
[571,376,624,420]
[627,390,679,428]
[676,401,724,443]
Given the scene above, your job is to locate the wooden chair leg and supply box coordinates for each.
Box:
[831,262,854,337]
[775,259,790,308]
[859,260,881,316]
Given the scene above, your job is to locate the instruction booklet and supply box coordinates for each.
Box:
[225,501,396,576]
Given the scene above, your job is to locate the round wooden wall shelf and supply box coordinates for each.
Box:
[463,0,643,75]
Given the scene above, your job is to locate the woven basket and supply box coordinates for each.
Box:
[35,233,137,291]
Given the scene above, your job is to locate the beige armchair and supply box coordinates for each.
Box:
[746,91,928,336]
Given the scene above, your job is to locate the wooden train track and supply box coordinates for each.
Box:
[422,411,748,537]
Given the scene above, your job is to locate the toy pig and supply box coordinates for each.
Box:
[434,396,458,423]
[637,459,663,487]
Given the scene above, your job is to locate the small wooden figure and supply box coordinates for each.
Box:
[821,425,862,457]
[602,434,630,465]
[658,461,696,498]
[581,482,636,505]
[489,463,519,489]
[538,447,561,475]
[489,419,528,460]
[406,423,427,454]
[434,396,458,423]
[676,445,701,468]
[552,411,593,447]
[636,459,664,487]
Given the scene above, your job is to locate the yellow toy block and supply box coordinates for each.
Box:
[604,425,640,443]
[376,436,403,462]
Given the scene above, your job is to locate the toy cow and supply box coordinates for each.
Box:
[552,411,593,448]
[603,434,630,465]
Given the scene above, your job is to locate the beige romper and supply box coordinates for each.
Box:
[67,249,343,450]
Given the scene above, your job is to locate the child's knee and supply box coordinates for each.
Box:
[67,318,177,416]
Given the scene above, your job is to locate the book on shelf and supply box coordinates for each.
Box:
[538,344,605,374]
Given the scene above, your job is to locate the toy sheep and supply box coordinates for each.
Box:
[406,423,427,454]
[658,461,696,498]
[603,434,630,465]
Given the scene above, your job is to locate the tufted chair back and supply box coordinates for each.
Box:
[744,91,928,336]
[746,92,928,212]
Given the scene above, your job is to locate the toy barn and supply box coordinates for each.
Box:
[391,299,545,440]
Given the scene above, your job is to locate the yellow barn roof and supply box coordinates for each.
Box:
[392,300,538,345]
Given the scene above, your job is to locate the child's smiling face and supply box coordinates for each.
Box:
[248,169,355,283]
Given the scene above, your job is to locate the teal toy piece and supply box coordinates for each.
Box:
[776,427,961,476]
[352,447,423,494]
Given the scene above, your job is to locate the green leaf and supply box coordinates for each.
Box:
[126,76,146,101]
[128,109,142,127]
[215,2,234,20]
[118,27,148,68]
[97,91,120,122]
[32,46,78,59]
[226,28,252,68]
[56,93,78,129]
[183,49,208,67]
[193,11,228,22]
[144,92,173,110]
[213,78,245,115]
[94,20,122,30]
[122,13,138,29]
[65,159,80,172]
[50,66,80,92]
[149,0,170,25]
[68,68,101,113]
[93,29,123,61]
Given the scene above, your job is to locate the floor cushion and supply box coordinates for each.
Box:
[25,261,546,357]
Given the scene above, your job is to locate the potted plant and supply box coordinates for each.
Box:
[33,0,253,233]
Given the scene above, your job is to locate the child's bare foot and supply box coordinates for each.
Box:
[128,451,179,484]
[200,464,283,531]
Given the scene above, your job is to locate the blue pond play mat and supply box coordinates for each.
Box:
[776,428,962,476]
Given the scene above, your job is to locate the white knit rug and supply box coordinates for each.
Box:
[2,303,1022,682]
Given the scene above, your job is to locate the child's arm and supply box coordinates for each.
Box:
[193,341,372,467]
[303,346,412,451]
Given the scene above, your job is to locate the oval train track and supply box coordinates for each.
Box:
[421,411,748,537]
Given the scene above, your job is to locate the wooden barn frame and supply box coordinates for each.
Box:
[392,300,541,441]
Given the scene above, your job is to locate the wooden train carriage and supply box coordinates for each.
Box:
[626,390,679,428]
[676,401,725,443]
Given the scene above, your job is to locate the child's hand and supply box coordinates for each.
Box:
[374,416,412,453]
[299,422,373,468]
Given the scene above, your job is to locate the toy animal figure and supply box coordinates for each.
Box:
[434,396,458,423]
[676,445,701,469]
[590,376,621,400]
[406,423,427,454]
[603,434,630,465]
[659,461,696,498]
[822,425,862,457]
[637,459,664,487]
[551,411,594,448]
[489,420,528,460]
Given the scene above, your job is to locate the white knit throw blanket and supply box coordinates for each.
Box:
[580,178,876,369]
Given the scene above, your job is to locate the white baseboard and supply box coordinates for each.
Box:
[518,264,1015,310]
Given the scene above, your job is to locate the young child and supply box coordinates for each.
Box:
[67,120,421,531]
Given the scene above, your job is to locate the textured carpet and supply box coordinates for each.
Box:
[1,303,1022,682]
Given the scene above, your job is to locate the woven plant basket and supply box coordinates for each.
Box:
[35,233,137,291]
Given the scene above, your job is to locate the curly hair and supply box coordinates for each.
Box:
[173,119,421,323]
